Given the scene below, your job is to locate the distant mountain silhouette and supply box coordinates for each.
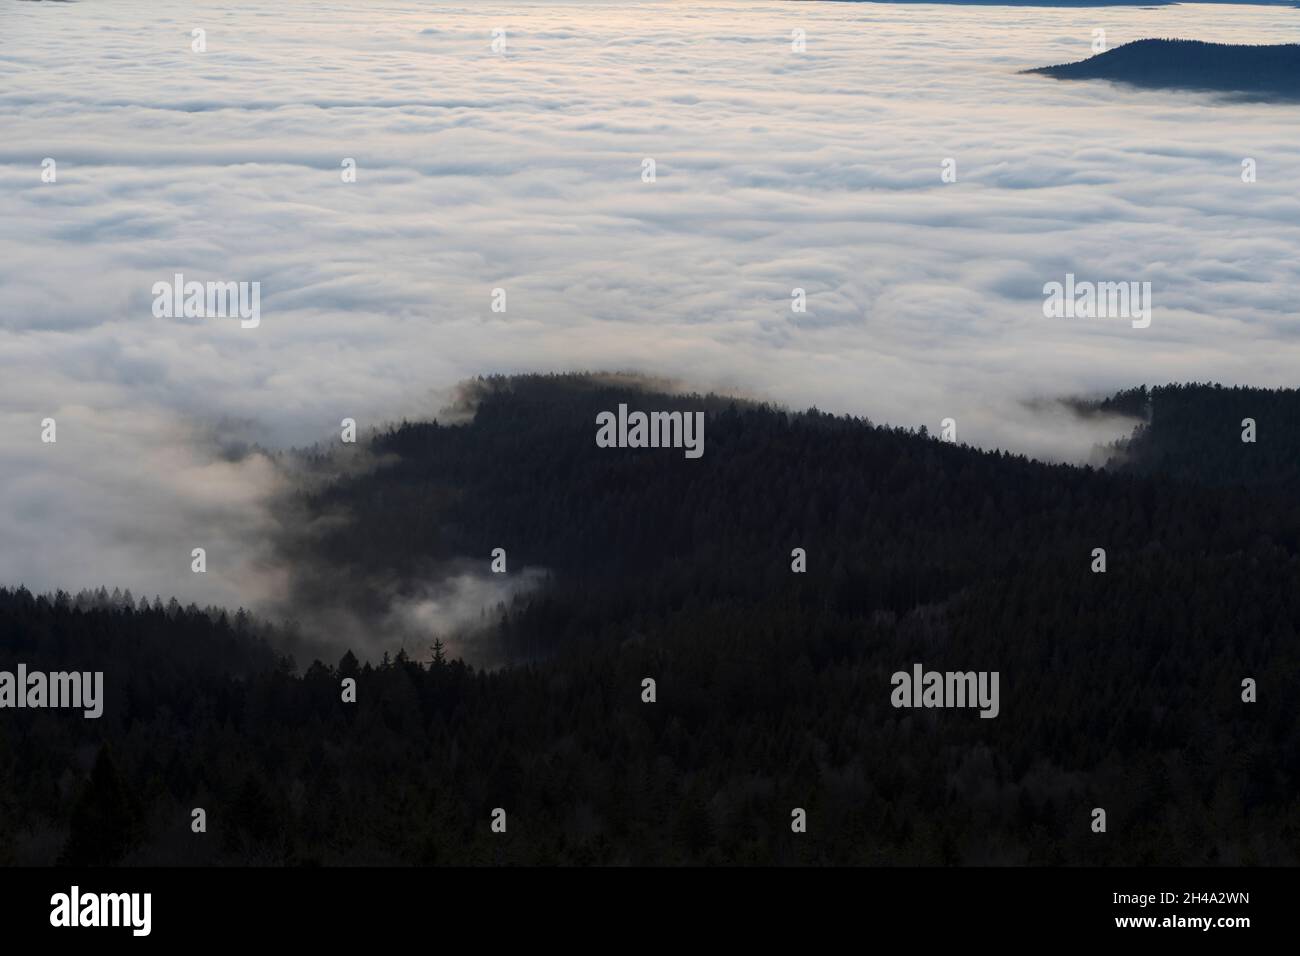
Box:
[819,1,1291,6]
[818,0,1294,5]
[1027,38,1300,100]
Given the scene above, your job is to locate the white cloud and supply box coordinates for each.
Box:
[3,0,1299,608]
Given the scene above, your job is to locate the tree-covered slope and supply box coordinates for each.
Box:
[1100,383,1300,488]
[2,374,1297,865]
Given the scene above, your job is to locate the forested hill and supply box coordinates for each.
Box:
[1027,39,1300,99]
[1096,383,1300,488]
[2,374,1298,865]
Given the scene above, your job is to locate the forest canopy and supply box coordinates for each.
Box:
[1,375,1296,865]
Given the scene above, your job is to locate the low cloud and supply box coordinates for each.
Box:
[3,0,1298,640]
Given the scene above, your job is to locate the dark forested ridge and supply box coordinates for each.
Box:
[1027,38,1300,99]
[2,374,1297,865]
[1100,383,1300,488]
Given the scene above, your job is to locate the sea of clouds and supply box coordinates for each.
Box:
[2,0,1299,629]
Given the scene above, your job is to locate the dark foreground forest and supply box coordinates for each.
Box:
[1,376,1297,865]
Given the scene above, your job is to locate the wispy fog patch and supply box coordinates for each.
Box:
[0,399,288,612]
[261,553,550,669]
[1014,395,1144,465]
[384,566,551,667]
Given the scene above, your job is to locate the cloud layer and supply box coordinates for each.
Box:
[3,0,1299,613]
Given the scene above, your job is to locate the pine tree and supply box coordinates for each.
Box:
[59,745,141,866]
